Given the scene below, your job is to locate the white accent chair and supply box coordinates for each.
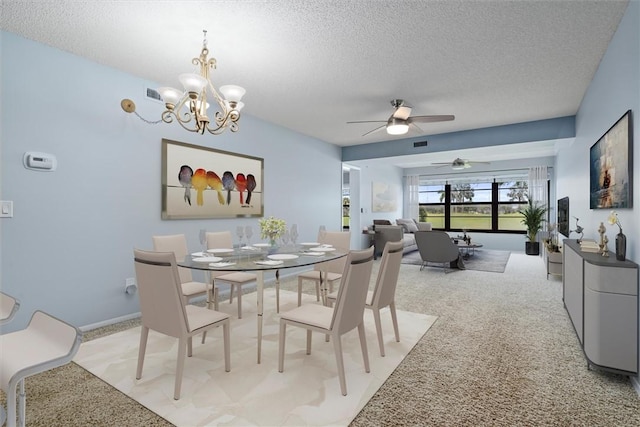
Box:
[133,249,231,400]
[152,234,210,303]
[0,291,20,325]
[329,239,404,356]
[0,306,82,427]
[205,231,256,319]
[278,246,375,396]
[294,231,351,306]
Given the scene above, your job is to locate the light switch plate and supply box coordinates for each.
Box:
[0,201,13,218]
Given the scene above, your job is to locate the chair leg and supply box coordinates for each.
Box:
[332,334,348,396]
[187,336,193,357]
[237,286,243,319]
[278,321,287,372]
[389,301,400,343]
[223,320,231,372]
[315,281,321,302]
[6,379,17,427]
[297,277,303,306]
[357,322,370,373]
[229,283,234,304]
[175,338,187,400]
[372,308,385,357]
[136,326,149,379]
[18,379,25,427]
[202,287,219,344]
[306,329,313,355]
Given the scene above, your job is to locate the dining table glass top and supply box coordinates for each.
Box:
[177,244,347,272]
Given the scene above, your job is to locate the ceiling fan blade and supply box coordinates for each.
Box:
[392,106,412,120]
[362,125,386,137]
[409,115,455,124]
[347,120,387,124]
[409,122,424,134]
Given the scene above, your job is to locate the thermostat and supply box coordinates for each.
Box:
[23,152,57,171]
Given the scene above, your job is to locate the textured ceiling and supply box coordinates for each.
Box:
[0,0,629,165]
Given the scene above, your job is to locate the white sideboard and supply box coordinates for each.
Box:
[563,239,638,374]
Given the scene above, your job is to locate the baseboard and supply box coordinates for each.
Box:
[79,268,309,332]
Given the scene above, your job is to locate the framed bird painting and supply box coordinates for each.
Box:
[161,139,264,219]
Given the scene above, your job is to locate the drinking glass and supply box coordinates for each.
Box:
[290,224,298,246]
[245,226,253,245]
[236,226,244,247]
[318,225,326,242]
[281,230,290,248]
[199,228,207,253]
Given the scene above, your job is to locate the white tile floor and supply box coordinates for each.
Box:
[74,289,436,426]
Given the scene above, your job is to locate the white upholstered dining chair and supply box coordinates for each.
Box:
[205,231,256,319]
[0,291,20,326]
[152,234,210,303]
[328,239,404,357]
[294,231,351,306]
[0,308,82,427]
[278,246,375,396]
[133,249,231,400]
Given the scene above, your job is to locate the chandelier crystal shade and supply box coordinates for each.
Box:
[121,30,245,136]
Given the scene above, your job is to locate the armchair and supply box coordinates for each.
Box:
[414,230,465,272]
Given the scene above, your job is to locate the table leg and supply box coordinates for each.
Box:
[256,270,264,364]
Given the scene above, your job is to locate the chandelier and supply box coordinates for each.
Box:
[121,30,245,135]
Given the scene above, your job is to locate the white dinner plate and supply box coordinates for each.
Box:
[192,256,223,263]
[253,243,271,248]
[300,242,320,247]
[207,248,234,255]
[310,246,335,252]
[268,254,299,261]
[254,260,283,266]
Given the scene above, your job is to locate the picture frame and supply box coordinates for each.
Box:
[162,138,264,219]
[589,110,633,209]
[372,182,397,212]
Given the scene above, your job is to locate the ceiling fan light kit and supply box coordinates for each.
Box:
[347,99,454,137]
[121,30,245,136]
[433,157,491,170]
[386,118,409,135]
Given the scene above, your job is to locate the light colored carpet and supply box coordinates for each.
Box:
[73,289,436,426]
[402,249,511,272]
[3,252,640,426]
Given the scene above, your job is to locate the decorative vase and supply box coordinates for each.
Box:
[616,231,627,261]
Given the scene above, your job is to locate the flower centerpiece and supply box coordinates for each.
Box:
[259,216,287,246]
[607,210,626,261]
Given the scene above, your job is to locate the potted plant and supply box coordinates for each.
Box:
[519,200,548,255]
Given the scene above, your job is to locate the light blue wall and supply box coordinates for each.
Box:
[556,0,639,260]
[0,32,342,331]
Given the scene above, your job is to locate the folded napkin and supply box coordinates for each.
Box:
[240,246,260,251]
[191,252,205,257]
[254,260,284,266]
[210,262,236,267]
[303,252,324,256]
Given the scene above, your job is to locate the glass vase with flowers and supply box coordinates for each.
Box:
[259,216,287,247]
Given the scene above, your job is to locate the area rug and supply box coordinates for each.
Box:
[402,249,511,273]
[74,289,437,427]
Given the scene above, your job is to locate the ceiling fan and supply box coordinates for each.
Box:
[432,158,491,170]
[347,99,455,137]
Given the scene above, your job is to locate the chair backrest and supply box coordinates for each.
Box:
[206,231,234,249]
[316,231,351,274]
[330,246,375,334]
[371,240,404,309]
[0,291,20,326]
[133,249,189,338]
[152,234,193,284]
[414,230,459,263]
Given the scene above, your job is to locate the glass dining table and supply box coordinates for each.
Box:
[177,244,347,363]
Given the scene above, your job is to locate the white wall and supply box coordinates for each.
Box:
[0,32,343,331]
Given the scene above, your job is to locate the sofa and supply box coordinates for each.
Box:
[371,219,432,258]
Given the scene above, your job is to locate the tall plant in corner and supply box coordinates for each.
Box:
[519,200,548,255]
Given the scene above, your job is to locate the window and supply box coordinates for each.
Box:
[418,176,530,233]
